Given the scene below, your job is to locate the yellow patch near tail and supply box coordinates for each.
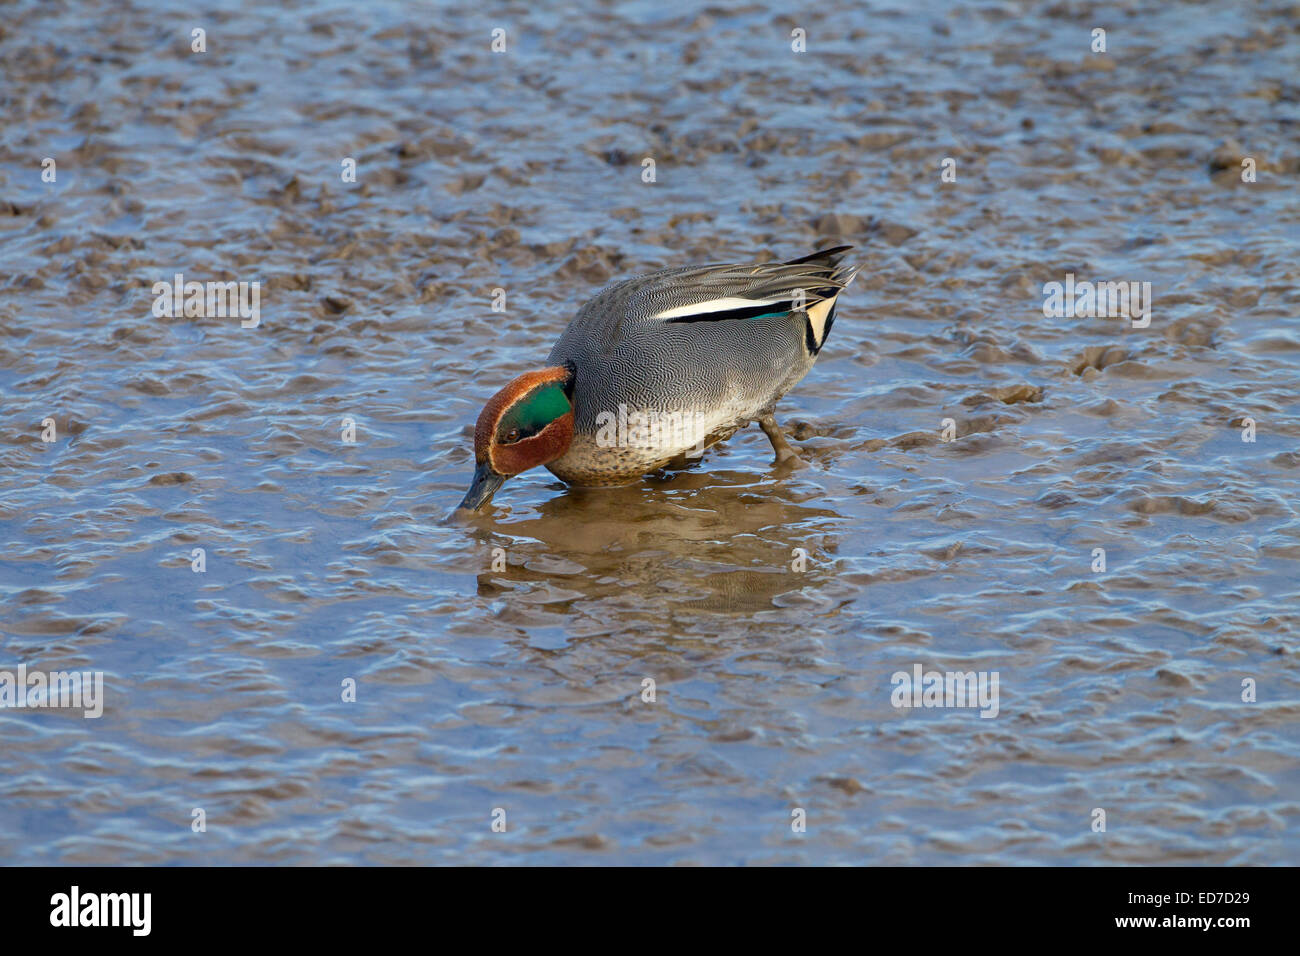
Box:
[805,294,837,351]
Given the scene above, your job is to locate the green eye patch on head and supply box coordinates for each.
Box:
[497,382,572,443]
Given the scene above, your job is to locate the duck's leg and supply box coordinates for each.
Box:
[757,413,801,466]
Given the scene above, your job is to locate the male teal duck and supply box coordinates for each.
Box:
[455,245,859,512]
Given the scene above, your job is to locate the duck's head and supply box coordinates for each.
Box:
[454,364,576,513]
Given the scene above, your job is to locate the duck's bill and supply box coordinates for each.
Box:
[453,462,506,514]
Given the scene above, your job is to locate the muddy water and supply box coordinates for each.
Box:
[2,0,1298,864]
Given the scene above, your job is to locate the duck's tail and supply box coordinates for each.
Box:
[784,244,860,292]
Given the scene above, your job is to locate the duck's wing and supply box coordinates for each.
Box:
[558,246,859,355]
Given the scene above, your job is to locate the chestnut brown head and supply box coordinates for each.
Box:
[454,364,576,513]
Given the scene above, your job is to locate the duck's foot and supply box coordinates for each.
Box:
[757,413,805,468]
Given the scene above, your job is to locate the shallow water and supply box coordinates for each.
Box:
[1,0,1298,864]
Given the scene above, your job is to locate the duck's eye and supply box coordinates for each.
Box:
[503,428,521,443]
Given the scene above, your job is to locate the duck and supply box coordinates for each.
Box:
[455,245,859,513]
